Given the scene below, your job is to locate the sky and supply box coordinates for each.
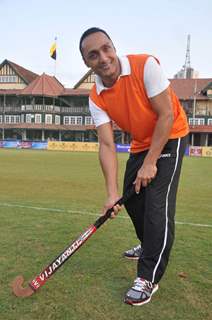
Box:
[1,0,212,87]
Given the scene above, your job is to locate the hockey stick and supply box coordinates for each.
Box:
[11,187,135,297]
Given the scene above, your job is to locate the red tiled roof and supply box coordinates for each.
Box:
[21,73,64,96]
[169,78,212,100]
[0,59,39,84]
[62,88,90,96]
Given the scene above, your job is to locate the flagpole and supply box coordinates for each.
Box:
[54,57,56,77]
[54,36,57,77]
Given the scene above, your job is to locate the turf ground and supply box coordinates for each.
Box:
[0,149,211,320]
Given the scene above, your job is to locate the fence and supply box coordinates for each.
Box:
[0,140,211,157]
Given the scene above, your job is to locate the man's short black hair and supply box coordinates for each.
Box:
[79,27,111,56]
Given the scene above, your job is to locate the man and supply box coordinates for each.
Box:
[79,27,189,306]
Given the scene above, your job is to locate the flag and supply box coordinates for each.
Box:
[50,38,57,60]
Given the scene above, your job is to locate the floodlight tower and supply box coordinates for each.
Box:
[174,34,198,79]
[183,34,191,78]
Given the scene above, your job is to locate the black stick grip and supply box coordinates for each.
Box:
[94,186,135,229]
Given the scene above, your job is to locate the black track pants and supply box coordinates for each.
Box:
[123,136,187,284]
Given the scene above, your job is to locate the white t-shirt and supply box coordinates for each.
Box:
[89,56,170,127]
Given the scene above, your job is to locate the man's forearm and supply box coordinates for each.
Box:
[99,143,118,197]
[145,113,173,165]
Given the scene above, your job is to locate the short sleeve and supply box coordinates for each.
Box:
[144,57,170,98]
[89,98,111,127]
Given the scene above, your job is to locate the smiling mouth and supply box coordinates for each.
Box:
[101,64,111,71]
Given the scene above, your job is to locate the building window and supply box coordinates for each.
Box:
[64,116,70,125]
[70,116,76,125]
[26,114,32,123]
[76,116,82,125]
[35,114,42,124]
[16,115,20,123]
[85,116,94,125]
[208,119,212,125]
[5,115,10,123]
[2,115,20,123]
[63,116,82,125]
[10,116,15,123]
[189,118,205,125]
[55,115,60,125]
[45,114,52,124]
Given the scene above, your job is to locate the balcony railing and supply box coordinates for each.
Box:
[0,106,21,112]
[0,105,90,114]
[20,105,90,113]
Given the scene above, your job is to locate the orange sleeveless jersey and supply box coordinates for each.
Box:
[90,54,189,153]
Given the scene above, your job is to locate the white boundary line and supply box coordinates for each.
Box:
[0,202,212,228]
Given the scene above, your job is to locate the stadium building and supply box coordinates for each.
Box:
[0,59,95,143]
[0,59,212,146]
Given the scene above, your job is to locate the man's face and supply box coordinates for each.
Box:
[81,32,120,84]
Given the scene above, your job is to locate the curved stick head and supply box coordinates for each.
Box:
[11,275,34,297]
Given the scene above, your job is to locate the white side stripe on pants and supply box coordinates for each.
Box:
[152,138,181,283]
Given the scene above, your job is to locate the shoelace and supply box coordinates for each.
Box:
[132,278,153,292]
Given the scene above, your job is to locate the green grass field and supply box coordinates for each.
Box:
[0,149,211,320]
